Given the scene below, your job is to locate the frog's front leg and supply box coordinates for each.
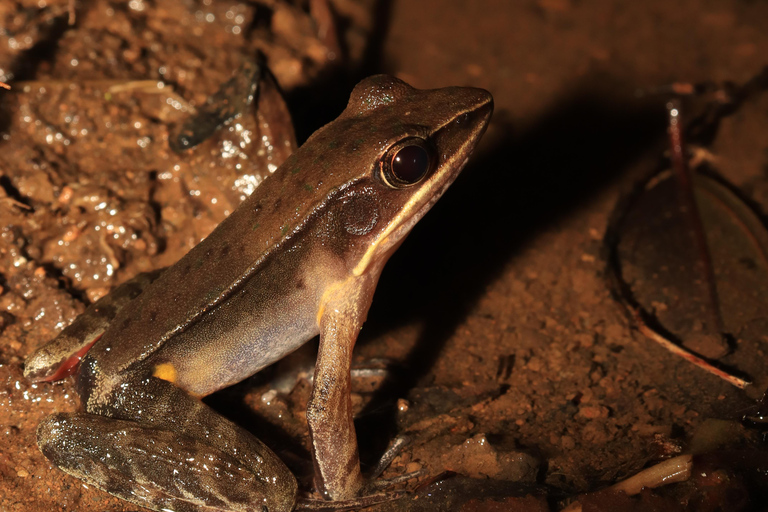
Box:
[38,368,297,512]
[307,273,382,501]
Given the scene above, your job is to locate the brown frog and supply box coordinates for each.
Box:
[25,74,493,512]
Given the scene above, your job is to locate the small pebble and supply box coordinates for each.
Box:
[405,462,422,474]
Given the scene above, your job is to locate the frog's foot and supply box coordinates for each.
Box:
[37,375,298,512]
[358,436,426,503]
[294,436,420,511]
[296,491,405,510]
[366,470,425,493]
[368,435,412,481]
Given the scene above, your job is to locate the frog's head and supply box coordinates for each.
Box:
[304,75,492,276]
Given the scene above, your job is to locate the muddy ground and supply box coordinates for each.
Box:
[2,0,768,511]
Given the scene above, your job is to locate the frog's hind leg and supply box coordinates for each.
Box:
[37,374,297,512]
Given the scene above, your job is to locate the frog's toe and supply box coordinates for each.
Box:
[368,435,412,480]
[297,491,404,511]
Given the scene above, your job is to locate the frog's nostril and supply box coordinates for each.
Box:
[456,112,470,124]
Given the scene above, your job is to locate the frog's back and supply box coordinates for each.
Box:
[85,151,335,378]
[80,75,470,381]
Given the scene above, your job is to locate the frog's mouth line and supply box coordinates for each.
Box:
[352,96,493,276]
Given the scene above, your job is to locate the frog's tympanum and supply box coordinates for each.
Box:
[25,75,493,512]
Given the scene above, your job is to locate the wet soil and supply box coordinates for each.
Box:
[2,1,768,511]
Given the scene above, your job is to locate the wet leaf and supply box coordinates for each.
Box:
[169,57,297,157]
[606,102,768,388]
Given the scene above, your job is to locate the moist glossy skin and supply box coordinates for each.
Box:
[25,75,493,512]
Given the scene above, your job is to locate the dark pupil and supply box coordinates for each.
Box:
[391,145,429,184]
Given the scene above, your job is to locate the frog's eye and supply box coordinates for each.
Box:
[380,138,434,188]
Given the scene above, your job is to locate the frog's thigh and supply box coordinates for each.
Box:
[44,374,297,512]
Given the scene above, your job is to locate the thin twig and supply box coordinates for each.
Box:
[668,101,727,340]
[631,306,749,389]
